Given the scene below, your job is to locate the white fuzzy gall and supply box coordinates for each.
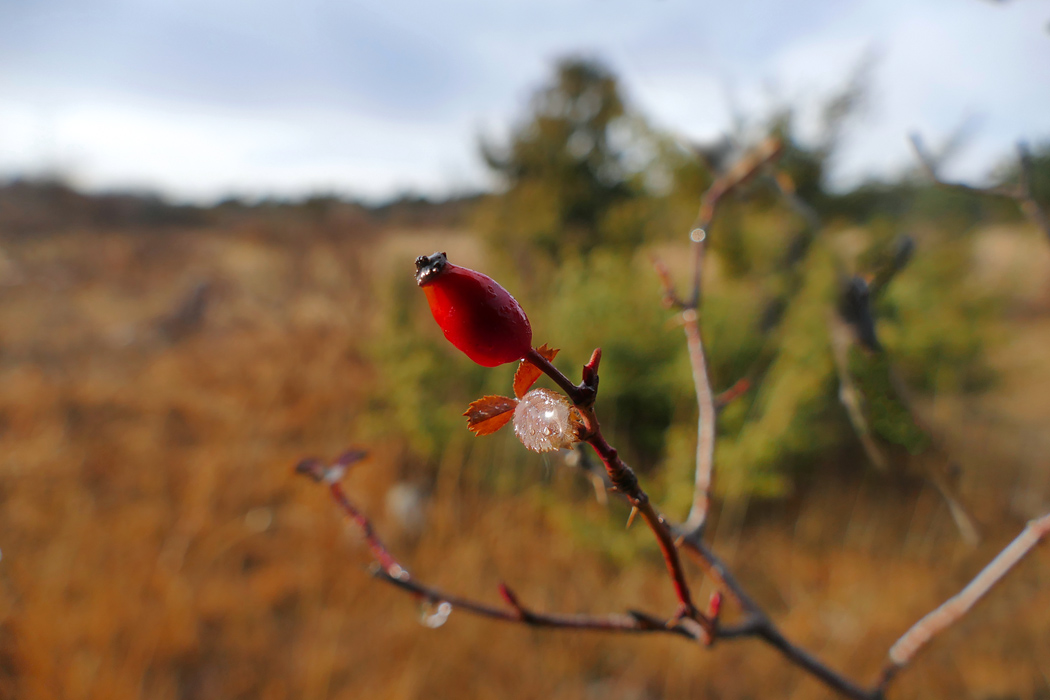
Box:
[512,388,582,452]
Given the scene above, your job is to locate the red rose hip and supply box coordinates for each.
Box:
[415,252,533,367]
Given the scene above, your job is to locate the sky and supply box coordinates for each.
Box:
[0,0,1047,204]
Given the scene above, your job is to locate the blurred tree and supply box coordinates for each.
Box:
[1023,141,1050,205]
[374,55,1004,507]
[478,57,657,264]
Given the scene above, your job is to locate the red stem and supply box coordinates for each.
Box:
[329,482,402,576]
[531,349,708,631]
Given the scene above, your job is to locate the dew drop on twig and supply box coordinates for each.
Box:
[419,600,453,629]
[513,388,582,453]
[244,506,273,533]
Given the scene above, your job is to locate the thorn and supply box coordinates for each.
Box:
[674,535,685,548]
[499,583,528,621]
[498,582,518,608]
[625,506,639,530]
[582,347,602,387]
[708,591,723,620]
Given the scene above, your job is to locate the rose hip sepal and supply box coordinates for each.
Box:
[415,252,533,367]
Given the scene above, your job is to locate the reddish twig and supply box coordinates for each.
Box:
[714,377,752,411]
[298,454,703,637]
[380,572,701,639]
[301,446,1048,699]
[529,350,710,633]
[298,132,1047,700]
[296,452,402,575]
[297,454,704,640]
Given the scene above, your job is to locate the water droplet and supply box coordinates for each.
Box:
[389,564,407,580]
[419,600,453,629]
[690,228,706,243]
[512,388,581,453]
[244,506,273,533]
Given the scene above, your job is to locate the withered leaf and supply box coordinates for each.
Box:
[513,344,560,398]
[464,395,518,436]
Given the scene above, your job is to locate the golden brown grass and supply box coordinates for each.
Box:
[0,212,1046,699]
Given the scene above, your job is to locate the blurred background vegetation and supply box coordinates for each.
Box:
[0,56,1048,700]
[375,56,1038,500]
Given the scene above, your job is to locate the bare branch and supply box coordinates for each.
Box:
[299,458,704,641]
[686,137,785,308]
[909,134,1021,200]
[299,128,1044,700]
[876,511,1050,690]
[885,366,981,546]
[296,454,402,575]
[1017,142,1050,242]
[678,307,718,539]
[911,134,1050,241]
[302,439,1043,700]
[528,351,710,632]
[380,572,700,639]
[827,313,889,471]
[767,169,823,234]
[653,138,786,543]
[679,530,879,700]
[773,155,980,544]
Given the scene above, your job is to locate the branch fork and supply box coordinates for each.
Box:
[297,138,1048,699]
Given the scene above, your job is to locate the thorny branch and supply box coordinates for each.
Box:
[527,347,709,631]
[911,133,1050,242]
[299,444,1050,699]
[297,453,706,641]
[298,139,1048,700]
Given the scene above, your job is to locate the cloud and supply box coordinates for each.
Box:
[0,0,1046,201]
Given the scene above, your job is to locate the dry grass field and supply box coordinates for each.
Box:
[0,190,1047,699]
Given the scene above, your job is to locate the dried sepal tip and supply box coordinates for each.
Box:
[512,388,582,453]
[513,343,559,398]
